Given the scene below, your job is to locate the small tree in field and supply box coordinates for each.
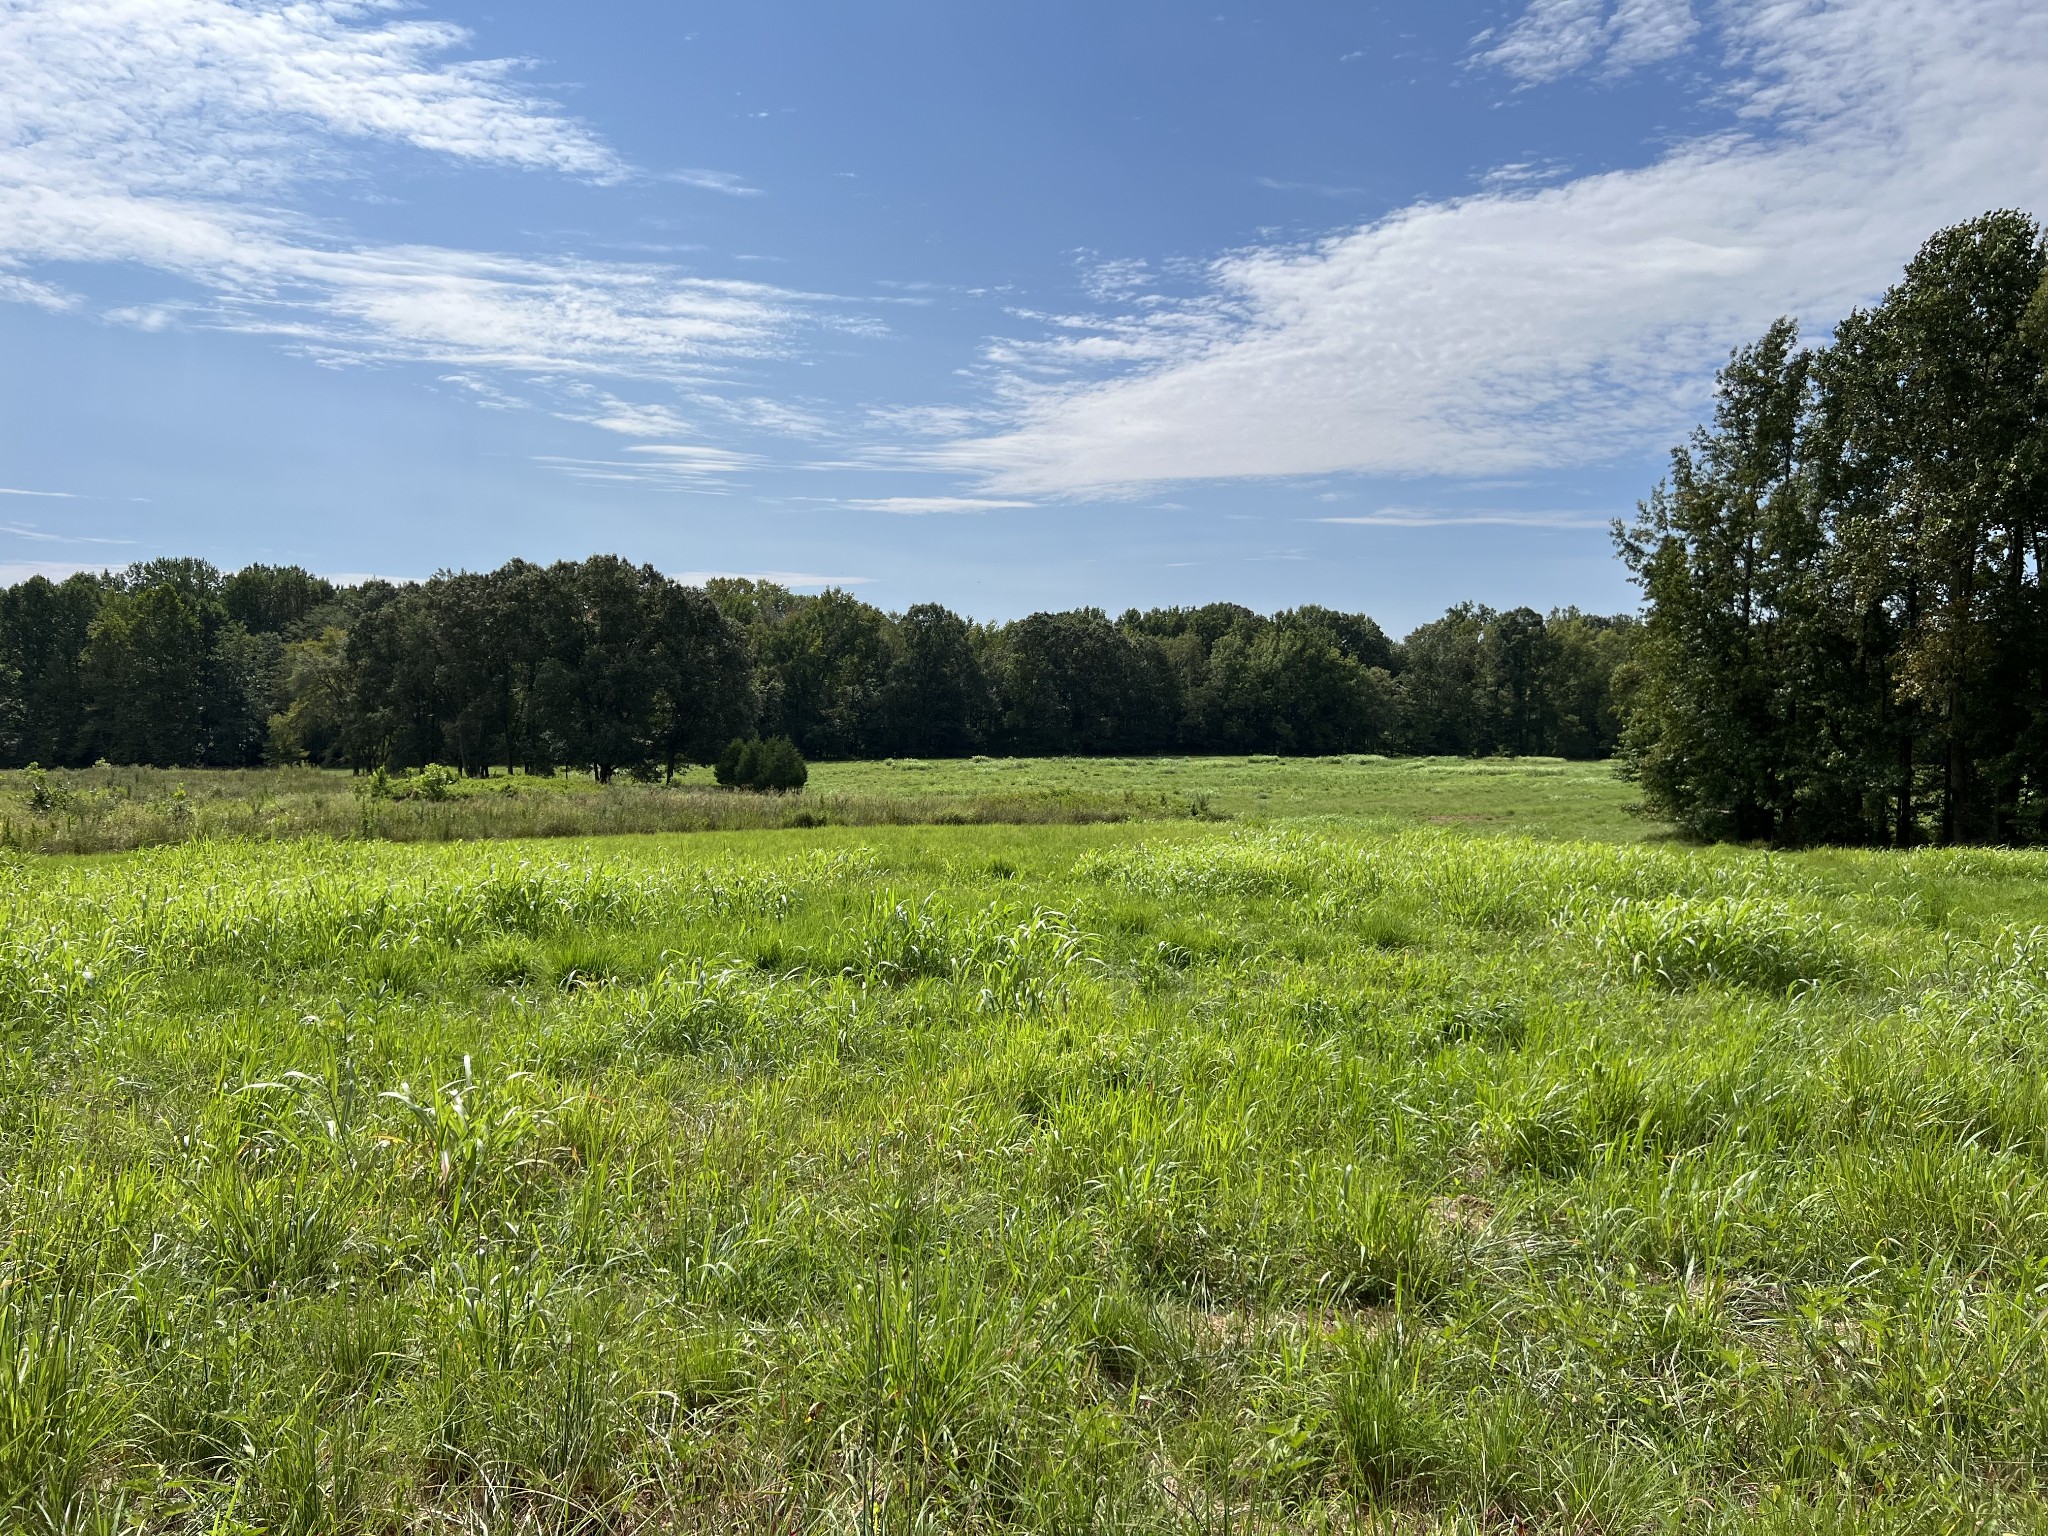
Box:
[757,736,808,791]
[714,735,808,792]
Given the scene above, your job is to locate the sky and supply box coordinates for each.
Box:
[1,0,2044,631]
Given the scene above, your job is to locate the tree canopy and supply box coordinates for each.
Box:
[1,559,1636,777]
[1620,211,2048,844]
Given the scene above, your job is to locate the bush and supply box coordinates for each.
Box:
[413,763,459,802]
[714,737,808,793]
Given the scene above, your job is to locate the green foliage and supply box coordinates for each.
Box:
[715,735,807,792]
[1623,211,2048,846]
[11,557,1643,775]
[0,1298,122,1522]
[1589,893,1847,990]
[22,765,54,817]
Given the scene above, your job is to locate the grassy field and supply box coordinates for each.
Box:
[7,796,2048,1531]
[0,756,1646,854]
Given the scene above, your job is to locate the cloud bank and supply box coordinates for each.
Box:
[941,0,2048,497]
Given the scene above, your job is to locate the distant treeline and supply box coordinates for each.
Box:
[0,556,1637,777]
[1620,212,2048,845]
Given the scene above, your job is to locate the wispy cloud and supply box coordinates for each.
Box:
[1256,176,1369,199]
[0,0,842,406]
[0,486,75,498]
[534,443,761,488]
[663,169,764,197]
[670,569,873,589]
[933,0,2048,497]
[1317,508,1616,529]
[843,497,1037,515]
[0,558,115,585]
[561,393,697,439]
[1,521,132,544]
[1476,0,1698,86]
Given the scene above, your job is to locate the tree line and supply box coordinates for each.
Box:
[11,213,2039,843]
[0,555,1636,777]
[1620,211,2048,845]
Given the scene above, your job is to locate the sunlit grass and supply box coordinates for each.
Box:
[0,753,1651,854]
[5,820,2048,1527]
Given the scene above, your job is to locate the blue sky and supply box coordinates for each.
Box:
[1,0,2043,630]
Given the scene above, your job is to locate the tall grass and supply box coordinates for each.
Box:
[0,817,2044,1527]
[0,764,1194,856]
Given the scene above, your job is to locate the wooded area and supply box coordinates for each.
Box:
[1620,211,2048,844]
[0,562,1635,780]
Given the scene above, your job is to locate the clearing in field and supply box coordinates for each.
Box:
[4,762,2048,1530]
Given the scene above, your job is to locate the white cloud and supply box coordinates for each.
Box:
[1317,508,1617,529]
[1,521,131,543]
[0,558,113,585]
[0,0,622,191]
[669,569,874,589]
[0,486,75,498]
[844,497,1037,515]
[535,443,760,488]
[1478,0,1698,85]
[318,571,418,586]
[0,272,75,310]
[0,0,829,393]
[938,0,2048,497]
[562,393,697,439]
[663,169,764,197]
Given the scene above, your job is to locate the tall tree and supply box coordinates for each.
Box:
[648,583,758,780]
[223,565,336,637]
[881,603,992,756]
[1395,605,1492,756]
[0,573,107,766]
[268,627,354,766]
[531,557,665,782]
[1479,607,1554,757]
[1617,320,1829,840]
[1815,211,2048,841]
[80,584,212,766]
[1543,611,1639,760]
[755,589,895,757]
[996,610,1177,755]
[1195,624,1391,754]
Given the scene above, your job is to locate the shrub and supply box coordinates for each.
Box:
[413,763,459,802]
[23,766,56,817]
[714,737,808,793]
[713,738,751,788]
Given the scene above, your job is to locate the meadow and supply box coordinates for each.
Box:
[0,755,1645,855]
[7,765,2048,1530]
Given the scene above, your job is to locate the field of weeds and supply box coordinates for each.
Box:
[6,820,2048,1530]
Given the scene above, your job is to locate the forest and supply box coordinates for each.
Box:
[0,560,1635,779]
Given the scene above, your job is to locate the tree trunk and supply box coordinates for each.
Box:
[1896,730,1915,847]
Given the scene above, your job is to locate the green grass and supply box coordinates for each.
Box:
[6,816,2048,1530]
[0,755,1649,854]
[824,754,1649,840]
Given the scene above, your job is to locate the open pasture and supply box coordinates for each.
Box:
[0,755,1645,855]
[6,818,2048,1531]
